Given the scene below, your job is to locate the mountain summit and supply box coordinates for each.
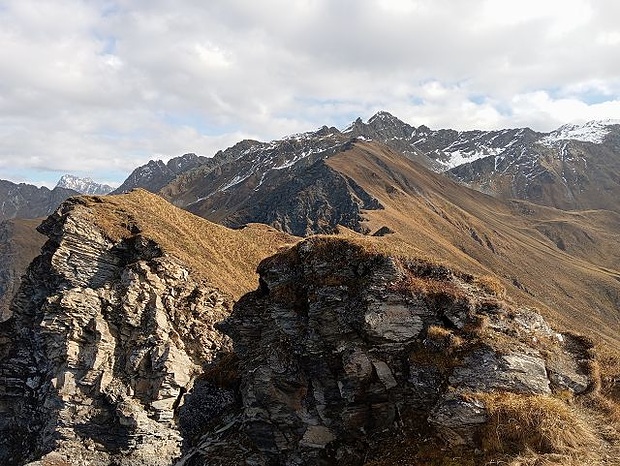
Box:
[55,174,113,195]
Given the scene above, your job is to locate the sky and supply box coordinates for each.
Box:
[1,0,619,187]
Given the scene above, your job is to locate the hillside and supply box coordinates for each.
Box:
[325,142,620,348]
[0,218,45,320]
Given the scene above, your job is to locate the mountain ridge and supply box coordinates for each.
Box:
[0,179,78,221]
[112,111,620,217]
[1,192,617,465]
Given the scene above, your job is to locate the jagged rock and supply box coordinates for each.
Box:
[0,198,233,465]
[113,153,211,194]
[185,236,597,465]
[55,175,113,195]
[371,226,394,236]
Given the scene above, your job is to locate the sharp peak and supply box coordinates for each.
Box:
[366,110,405,124]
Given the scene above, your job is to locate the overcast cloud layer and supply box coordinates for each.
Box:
[1,0,619,186]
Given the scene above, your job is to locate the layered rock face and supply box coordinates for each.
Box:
[205,237,595,465]
[0,199,232,465]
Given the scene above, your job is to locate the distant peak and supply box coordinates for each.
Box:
[542,119,620,145]
[55,174,113,195]
[367,111,401,125]
[342,112,407,133]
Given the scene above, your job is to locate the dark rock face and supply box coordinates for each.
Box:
[0,199,233,465]
[0,180,78,221]
[112,153,210,194]
[219,160,383,236]
[162,128,356,236]
[186,237,596,465]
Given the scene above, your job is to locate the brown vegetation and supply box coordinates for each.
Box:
[475,392,596,455]
[326,141,620,393]
[72,190,297,298]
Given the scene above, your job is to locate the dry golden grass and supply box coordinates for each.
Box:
[475,392,597,456]
[473,275,507,299]
[72,190,297,299]
[425,325,465,354]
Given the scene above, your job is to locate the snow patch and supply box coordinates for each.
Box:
[541,120,620,145]
[440,147,503,170]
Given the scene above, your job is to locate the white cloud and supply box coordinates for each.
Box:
[0,0,619,185]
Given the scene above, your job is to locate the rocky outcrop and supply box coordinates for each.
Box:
[184,237,596,465]
[217,160,383,236]
[112,153,211,195]
[0,198,232,465]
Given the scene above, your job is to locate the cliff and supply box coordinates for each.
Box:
[1,192,618,465]
[0,190,293,466]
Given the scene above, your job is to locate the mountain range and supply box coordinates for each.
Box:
[1,112,620,465]
[115,112,620,231]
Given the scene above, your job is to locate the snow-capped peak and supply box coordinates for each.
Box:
[55,174,114,195]
[367,111,401,125]
[541,120,620,145]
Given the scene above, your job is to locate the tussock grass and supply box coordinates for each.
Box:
[425,325,465,353]
[473,275,507,299]
[475,392,597,456]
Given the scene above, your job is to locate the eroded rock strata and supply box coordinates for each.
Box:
[184,237,595,465]
[0,199,232,466]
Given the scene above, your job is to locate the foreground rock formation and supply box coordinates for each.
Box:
[182,237,599,465]
[0,192,612,466]
[0,197,234,465]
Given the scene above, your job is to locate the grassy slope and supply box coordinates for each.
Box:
[0,218,45,318]
[74,189,296,299]
[327,141,620,350]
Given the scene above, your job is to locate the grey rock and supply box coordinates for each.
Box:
[449,349,551,394]
[191,237,596,465]
[0,198,233,466]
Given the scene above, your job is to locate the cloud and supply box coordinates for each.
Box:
[1,0,620,184]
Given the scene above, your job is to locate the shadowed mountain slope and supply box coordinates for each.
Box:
[0,179,78,221]
[0,218,45,320]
